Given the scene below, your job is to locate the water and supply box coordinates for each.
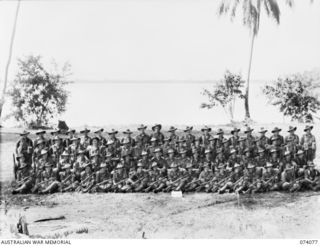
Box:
[2,80,286,127]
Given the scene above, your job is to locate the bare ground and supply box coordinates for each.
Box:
[1,123,320,239]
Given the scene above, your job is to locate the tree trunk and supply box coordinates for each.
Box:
[244,30,255,121]
[0,0,21,122]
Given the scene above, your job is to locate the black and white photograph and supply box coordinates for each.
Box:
[0,0,320,241]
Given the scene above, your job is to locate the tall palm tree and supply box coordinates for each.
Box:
[218,0,293,121]
[0,0,21,121]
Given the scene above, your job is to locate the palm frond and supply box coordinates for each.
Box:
[264,0,280,24]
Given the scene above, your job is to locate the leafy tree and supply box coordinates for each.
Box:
[8,55,72,128]
[262,73,320,123]
[201,71,245,122]
[217,0,294,121]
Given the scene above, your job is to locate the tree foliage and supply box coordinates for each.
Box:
[263,73,320,123]
[8,55,72,128]
[201,71,245,121]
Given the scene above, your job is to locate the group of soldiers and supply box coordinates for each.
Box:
[12,123,320,195]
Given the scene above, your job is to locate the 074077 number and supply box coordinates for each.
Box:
[300,240,318,245]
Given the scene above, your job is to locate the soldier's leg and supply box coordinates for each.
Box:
[41,181,61,194]
[281,182,290,191]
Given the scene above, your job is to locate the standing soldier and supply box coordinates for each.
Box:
[94,128,107,146]
[148,137,160,158]
[168,126,179,145]
[34,130,48,148]
[136,124,150,148]
[229,127,240,149]
[243,126,255,154]
[151,124,165,145]
[270,127,284,157]
[199,126,212,148]
[285,126,299,157]
[121,138,133,158]
[300,125,316,161]
[215,128,225,149]
[256,127,269,152]
[108,129,121,150]
[184,126,195,151]
[80,128,91,149]
[64,129,76,148]
[15,130,33,166]
[122,129,135,147]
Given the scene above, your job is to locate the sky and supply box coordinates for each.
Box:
[0,0,320,126]
[0,0,320,83]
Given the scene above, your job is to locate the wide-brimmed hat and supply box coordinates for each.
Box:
[304,125,313,132]
[61,151,70,157]
[50,129,61,135]
[186,163,193,169]
[287,126,297,132]
[184,126,193,132]
[154,148,161,153]
[137,162,144,167]
[163,137,170,142]
[266,162,273,168]
[201,126,211,132]
[168,149,175,154]
[94,128,104,134]
[19,130,30,136]
[247,163,255,169]
[19,162,28,169]
[108,129,118,135]
[36,130,46,135]
[91,136,99,142]
[16,153,24,161]
[230,148,237,154]
[44,162,52,168]
[168,126,177,132]
[244,127,253,133]
[40,149,48,156]
[231,127,240,134]
[152,124,162,131]
[116,163,124,169]
[170,163,178,168]
[203,162,209,168]
[151,162,158,168]
[179,149,187,154]
[307,161,315,167]
[271,127,281,133]
[258,127,268,134]
[36,139,45,146]
[80,128,90,134]
[284,150,291,156]
[204,149,211,154]
[67,129,76,134]
[137,124,147,130]
[297,150,304,155]
[150,137,157,142]
[62,164,71,170]
[141,151,148,156]
[216,128,224,135]
[111,157,120,162]
[234,163,241,168]
[123,129,133,135]
[100,163,107,168]
[106,139,114,145]
[270,148,277,154]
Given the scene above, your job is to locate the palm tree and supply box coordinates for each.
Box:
[0,0,21,122]
[217,0,294,121]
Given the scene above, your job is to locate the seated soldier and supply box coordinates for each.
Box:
[94,163,113,192]
[281,162,299,192]
[261,162,280,192]
[182,163,200,192]
[219,163,243,194]
[299,161,320,191]
[196,163,214,192]
[112,163,128,192]
[12,159,34,194]
[165,163,187,192]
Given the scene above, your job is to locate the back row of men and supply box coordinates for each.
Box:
[12,124,319,194]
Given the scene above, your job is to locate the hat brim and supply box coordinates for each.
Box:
[288,127,297,132]
[108,131,118,135]
[20,132,30,136]
[184,127,193,132]
[152,125,162,131]
[201,128,211,132]
[304,126,313,131]
[36,131,46,135]
[138,126,147,130]
[271,129,282,133]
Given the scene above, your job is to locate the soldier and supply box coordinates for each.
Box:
[59,164,74,192]
[151,124,165,145]
[122,129,136,147]
[165,163,187,192]
[255,148,268,167]
[243,126,255,154]
[151,148,168,170]
[196,163,214,192]
[184,126,196,150]
[49,136,64,160]
[57,151,71,170]
[106,139,117,157]
[237,137,247,156]
[285,126,299,157]
[210,163,230,193]
[12,157,34,194]
[145,162,165,192]
[176,149,190,169]
[112,163,128,192]
[90,153,101,172]
[168,126,179,145]
[269,148,282,170]
[37,162,60,194]
[215,128,225,149]
[67,136,81,160]
[176,138,187,156]
[300,161,320,191]
[74,149,89,170]
[139,151,150,169]
[229,127,240,149]
[294,150,307,176]
[15,130,33,166]
[80,128,91,149]
[183,163,200,192]
[227,148,241,168]
[94,163,113,192]
[64,129,76,148]
[136,124,150,148]
[78,163,95,193]
[213,148,225,172]
[34,130,48,147]
[261,162,280,192]
[300,125,316,161]
[166,148,177,168]
[280,162,298,191]
[218,163,243,194]
[108,129,121,150]
[162,137,173,158]
[199,126,212,148]
[121,138,133,158]
[191,148,202,169]
[256,127,269,152]
[236,163,260,194]
[270,127,284,157]
[132,141,144,161]
[126,162,149,192]
[94,128,107,146]
[147,137,159,158]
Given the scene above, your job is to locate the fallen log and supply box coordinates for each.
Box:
[34,215,66,223]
